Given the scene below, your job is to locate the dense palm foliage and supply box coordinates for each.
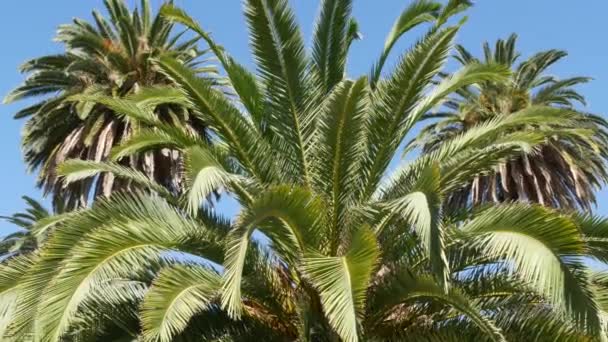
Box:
[2,0,608,341]
[411,34,608,210]
[0,197,50,259]
[4,0,215,210]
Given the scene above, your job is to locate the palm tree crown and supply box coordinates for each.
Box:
[2,1,608,341]
[411,33,608,210]
[4,0,215,210]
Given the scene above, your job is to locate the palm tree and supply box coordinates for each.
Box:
[3,1,608,341]
[0,196,50,259]
[410,34,608,211]
[4,0,216,210]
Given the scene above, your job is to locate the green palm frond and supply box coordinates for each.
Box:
[368,270,505,342]
[1,197,52,259]
[364,32,509,199]
[74,278,147,340]
[381,106,576,203]
[436,0,473,26]
[141,264,222,342]
[364,25,459,198]
[30,192,220,341]
[415,34,608,211]
[311,0,354,93]
[313,77,369,244]
[155,55,274,183]
[461,204,600,334]
[183,145,244,214]
[57,159,172,198]
[571,213,608,264]
[370,0,441,86]
[385,163,449,288]
[244,0,312,184]
[109,126,204,161]
[159,4,267,129]
[0,256,34,339]
[302,227,379,342]
[222,185,326,318]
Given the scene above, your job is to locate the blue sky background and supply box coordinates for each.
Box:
[1,0,607,234]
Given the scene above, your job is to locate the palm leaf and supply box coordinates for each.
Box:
[311,0,353,93]
[370,0,441,86]
[141,264,222,342]
[369,271,505,342]
[313,77,369,248]
[461,204,601,334]
[183,145,245,214]
[159,4,266,129]
[244,0,312,184]
[32,192,220,341]
[221,186,326,318]
[0,256,34,340]
[301,227,379,342]
[154,54,274,183]
[57,159,172,198]
[384,163,449,289]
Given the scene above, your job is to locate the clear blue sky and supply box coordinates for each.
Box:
[1,0,608,233]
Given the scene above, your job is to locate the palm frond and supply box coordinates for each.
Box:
[30,192,220,341]
[370,0,441,86]
[244,0,312,184]
[301,227,379,342]
[369,271,505,342]
[154,54,274,183]
[221,186,327,318]
[311,0,353,93]
[384,163,449,288]
[141,264,222,342]
[57,159,172,198]
[313,77,369,246]
[183,145,245,214]
[160,4,267,130]
[461,204,601,334]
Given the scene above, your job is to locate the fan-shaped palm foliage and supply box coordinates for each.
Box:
[4,0,216,210]
[2,1,608,341]
[411,33,608,210]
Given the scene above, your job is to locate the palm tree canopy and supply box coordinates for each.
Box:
[4,0,216,211]
[411,33,608,211]
[2,1,608,342]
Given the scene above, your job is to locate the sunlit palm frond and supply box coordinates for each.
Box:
[244,0,313,184]
[302,227,379,342]
[141,264,222,342]
[311,0,354,93]
[370,0,441,86]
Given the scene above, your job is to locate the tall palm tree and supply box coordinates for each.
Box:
[4,0,215,210]
[0,196,50,259]
[411,34,608,210]
[3,1,608,341]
